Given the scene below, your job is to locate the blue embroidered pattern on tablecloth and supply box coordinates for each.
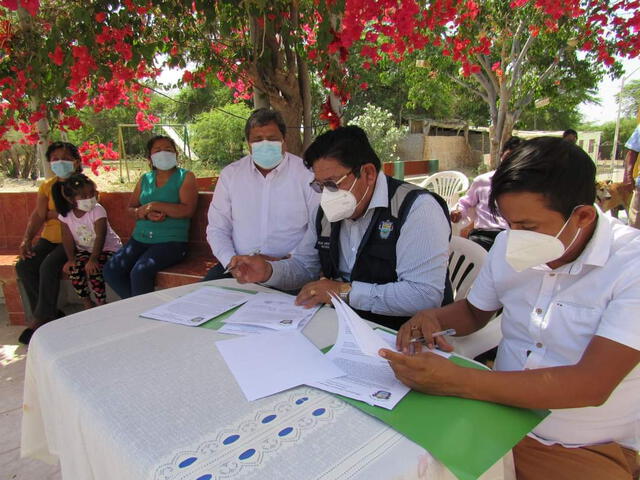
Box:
[152,388,347,480]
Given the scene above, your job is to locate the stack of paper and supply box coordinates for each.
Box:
[307,296,411,410]
[218,292,320,335]
[139,286,253,326]
[216,330,345,401]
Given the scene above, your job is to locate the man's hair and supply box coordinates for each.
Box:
[244,108,286,140]
[502,136,522,154]
[46,142,80,162]
[303,126,381,173]
[563,129,578,138]
[490,137,595,219]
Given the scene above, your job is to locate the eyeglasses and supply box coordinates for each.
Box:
[309,171,354,193]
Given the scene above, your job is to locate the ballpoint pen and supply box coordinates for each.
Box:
[223,248,261,274]
[409,328,457,345]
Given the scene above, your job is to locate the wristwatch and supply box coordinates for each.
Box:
[338,282,352,303]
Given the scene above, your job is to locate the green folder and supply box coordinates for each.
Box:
[338,352,548,480]
[200,292,548,479]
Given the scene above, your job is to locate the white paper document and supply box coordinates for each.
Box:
[216,330,345,401]
[218,316,312,336]
[139,287,253,326]
[331,296,389,356]
[223,292,320,330]
[308,299,411,410]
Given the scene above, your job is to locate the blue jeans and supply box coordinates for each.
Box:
[103,238,188,299]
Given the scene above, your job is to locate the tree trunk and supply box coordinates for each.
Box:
[270,95,304,155]
[247,13,305,155]
[253,87,270,109]
[298,57,313,150]
[29,98,51,178]
[18,8,52,178]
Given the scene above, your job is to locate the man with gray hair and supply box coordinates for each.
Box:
[204,108,318,280]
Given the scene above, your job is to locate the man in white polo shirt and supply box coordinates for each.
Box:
[381,137,640,479]
[204,108,318,280]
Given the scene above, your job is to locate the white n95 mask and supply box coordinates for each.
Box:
[321,187,357,223]
[77,196,98,212]
[505,211,582,272]
[320,176,370,223]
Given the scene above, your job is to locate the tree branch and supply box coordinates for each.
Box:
[509,20,525,64]
[513,57,560,112]
[509,32,536,90]
[475,54,500,92]
[446,73,489,103]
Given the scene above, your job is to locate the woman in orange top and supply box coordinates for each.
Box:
[15,142,83,344]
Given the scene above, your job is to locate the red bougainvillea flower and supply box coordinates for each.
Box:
[0,0,39,15]
[48,45,64,66]
[79,141,120,176]
[319,98,341,129]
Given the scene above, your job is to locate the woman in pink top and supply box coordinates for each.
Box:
[52,174,122,308]
[450,137,521,250]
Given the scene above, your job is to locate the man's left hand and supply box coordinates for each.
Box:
[295,279,345,308]
[379,348,459,394]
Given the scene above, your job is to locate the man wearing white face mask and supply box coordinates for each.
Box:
[381,137,640,479]
[204,108,319,280]
[230,126,453,330]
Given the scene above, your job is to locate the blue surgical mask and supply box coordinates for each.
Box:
[50,160,75,179]
[151,151,177,170]
[251,141,283,170]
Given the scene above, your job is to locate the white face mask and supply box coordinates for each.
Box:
[320,175,369,223]
[505,209,582,272]
[151,151,177,170]
[76,196,98,212]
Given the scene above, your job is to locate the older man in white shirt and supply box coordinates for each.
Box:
[204,109,318,280]
[383,137,640,479]
[229,126,452,331]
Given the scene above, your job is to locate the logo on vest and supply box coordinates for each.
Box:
[316,239,331,250]
[378,220,394,240]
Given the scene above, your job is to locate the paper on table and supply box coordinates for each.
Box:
[307,310,410,410]
[330,295,389,357]
[140,286,253,326]
[224,292,320,330]
[218,316,312,336]
[216,330,345,401]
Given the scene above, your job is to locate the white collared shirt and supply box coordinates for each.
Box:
[267,172,451,317]
[206,153,319,268]
[468,211,640,449]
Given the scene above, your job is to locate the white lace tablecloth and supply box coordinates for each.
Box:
[21,279,513,480]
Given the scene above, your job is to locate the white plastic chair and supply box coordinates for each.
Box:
[446,236,502,359]
[420,171,470,209]
[448,236,486,301]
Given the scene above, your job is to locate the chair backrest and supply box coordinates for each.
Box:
[448,236,487,301]
[420,171,470,209]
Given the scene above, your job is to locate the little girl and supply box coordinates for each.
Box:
[53,173,122,308]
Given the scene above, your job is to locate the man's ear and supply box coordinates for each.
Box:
[363,163,378,186]
[575,205,597,228]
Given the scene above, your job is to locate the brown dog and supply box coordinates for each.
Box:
[595,180,632,217]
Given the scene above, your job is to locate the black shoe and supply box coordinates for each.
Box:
[18,328,34,345]
[56,309,66,319]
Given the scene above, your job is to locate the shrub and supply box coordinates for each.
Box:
[190,103,251,170]
[350,105,407,162]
